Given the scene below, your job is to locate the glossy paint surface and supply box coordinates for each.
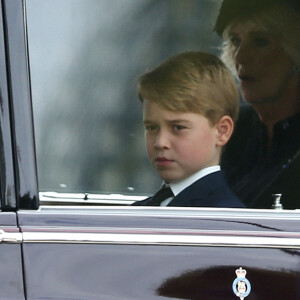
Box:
[18,206,300,233]
[21,243,300,299]
[0,212,18,226]
[18,207,300,299]
[0,244,25,300]
[0,213,24,299]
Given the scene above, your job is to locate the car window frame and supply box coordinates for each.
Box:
[1,0,39,210]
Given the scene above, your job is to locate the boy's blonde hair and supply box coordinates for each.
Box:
[138,51,239,125]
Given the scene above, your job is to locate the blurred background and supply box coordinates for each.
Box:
[26,0,222,196]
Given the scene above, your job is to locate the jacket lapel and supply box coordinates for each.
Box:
[169,171,224,207]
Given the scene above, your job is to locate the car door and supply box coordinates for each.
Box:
[2,0,300,299]
[0,1,26,298]
[17,207,300,299]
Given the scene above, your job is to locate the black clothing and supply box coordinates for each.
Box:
[214,0,300,36]
[132,171,245,208]
[221,104,300,209]
[147,185,173,206]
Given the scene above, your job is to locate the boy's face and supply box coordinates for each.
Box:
[143,100,221,183]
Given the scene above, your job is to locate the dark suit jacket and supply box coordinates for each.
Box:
[132,171,245,208]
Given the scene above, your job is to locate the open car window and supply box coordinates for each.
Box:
[26,0,221,204]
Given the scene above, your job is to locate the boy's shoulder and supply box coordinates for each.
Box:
[132,171,245,208]
[170,171,245,208]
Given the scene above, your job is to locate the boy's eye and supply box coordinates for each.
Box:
[145,125,158,131]
[173,125,186,131]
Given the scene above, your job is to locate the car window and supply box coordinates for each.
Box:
[26,0,221,198]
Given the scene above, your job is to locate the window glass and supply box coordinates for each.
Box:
[26,0,221,196]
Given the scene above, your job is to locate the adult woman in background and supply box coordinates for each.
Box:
[214,0,300,209]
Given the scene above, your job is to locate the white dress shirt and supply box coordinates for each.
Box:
[160,165,221,206]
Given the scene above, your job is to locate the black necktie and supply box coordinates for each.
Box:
[149,185,173,206]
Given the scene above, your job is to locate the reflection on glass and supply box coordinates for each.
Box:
[26,0,221,195]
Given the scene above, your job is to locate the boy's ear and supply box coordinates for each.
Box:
[215,115,234,146]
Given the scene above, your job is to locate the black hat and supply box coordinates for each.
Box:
[214,0,300,36]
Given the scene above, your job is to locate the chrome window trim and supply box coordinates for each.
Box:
[20,230,300,248]
[0,229,22,243]
[32,205,300,220]
[39,192,147,205]
[17,206,300,248]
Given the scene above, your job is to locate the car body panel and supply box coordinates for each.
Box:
[0,213,24,299]
[17,207,300,299]
[20,243,300,299]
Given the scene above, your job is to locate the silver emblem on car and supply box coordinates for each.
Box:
[232,267,251,299]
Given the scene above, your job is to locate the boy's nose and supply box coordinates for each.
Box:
[154,132,170,149]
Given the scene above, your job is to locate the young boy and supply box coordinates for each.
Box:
[132,51,244,208]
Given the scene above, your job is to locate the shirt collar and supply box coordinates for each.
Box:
[167,165,221,196]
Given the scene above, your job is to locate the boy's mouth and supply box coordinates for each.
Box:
[155,157,173,167]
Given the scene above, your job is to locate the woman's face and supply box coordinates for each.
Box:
[227,22,296,105]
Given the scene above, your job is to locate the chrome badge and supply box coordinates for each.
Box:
[232,267,251,299]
